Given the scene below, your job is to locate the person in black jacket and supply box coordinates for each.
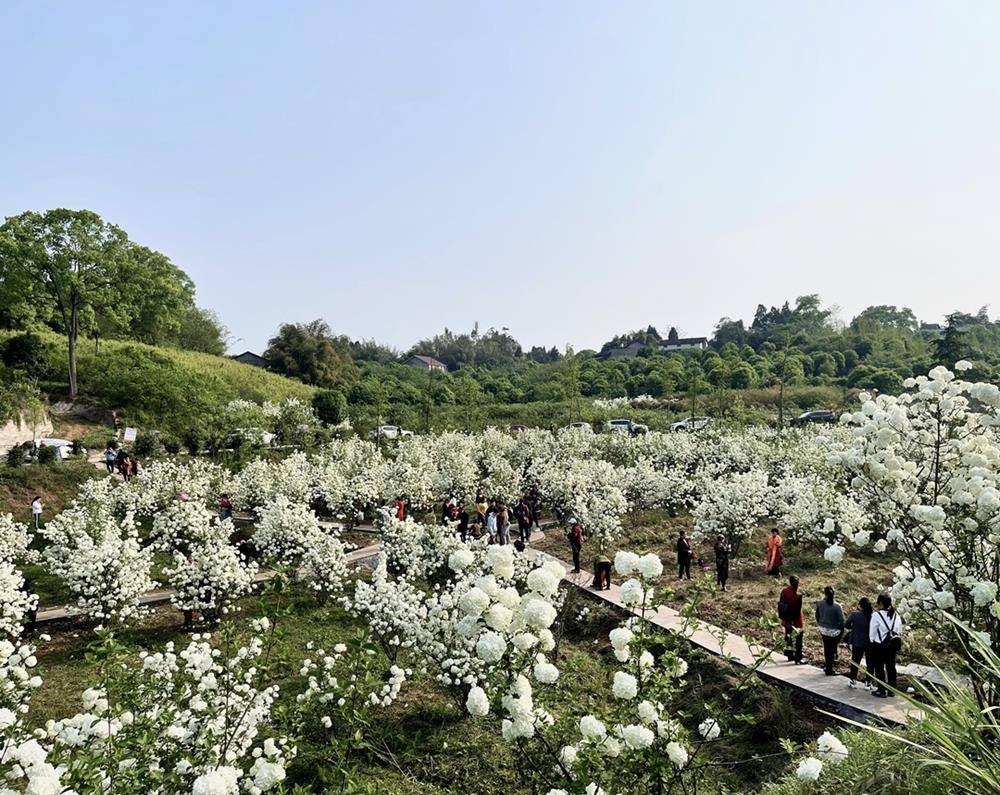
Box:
[844,597,873,688]
[676,530,692,580]
[713,535,730,591]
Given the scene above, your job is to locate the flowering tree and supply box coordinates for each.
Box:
[832,364,1000,681]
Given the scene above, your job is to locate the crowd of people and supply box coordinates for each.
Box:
[102,442,142,481]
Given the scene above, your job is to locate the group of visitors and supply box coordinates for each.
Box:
[778,576,904,697]
[674,530,731,591]
[103,443,141,481]
[670,525,905,697]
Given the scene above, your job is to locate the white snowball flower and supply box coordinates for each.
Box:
[614,551,640,575]
[612,671,638,700]
[796,757,823,781]
[192,766,241,795]
[476,631,507,663]
[698,717,721,740]
[816,731,849,762]
[533,662,559,684]
[636,553,663,579]
[466,686,490,716]
[621,723,655,749]
[824,544,846,565]
[579,714,606,738]
[609,627,633,650]
[666,741,688,768]
[971,581,997,607]
[448,549,475,571]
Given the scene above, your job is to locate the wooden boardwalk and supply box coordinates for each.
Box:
[525,547,919,726]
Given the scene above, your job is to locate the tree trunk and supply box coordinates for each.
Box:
[68,306,79,399]
[778,378,784,432]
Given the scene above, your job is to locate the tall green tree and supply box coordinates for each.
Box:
[934,313,969,367]
[265,319,358,389]
[0,209,129,397]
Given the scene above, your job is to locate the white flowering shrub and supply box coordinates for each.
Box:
[0,561,37,641]
[164,537,258,619]
[41,503,156,625]
[12,621,294,795]
[831,365,1000,661]
[691,469,771,554]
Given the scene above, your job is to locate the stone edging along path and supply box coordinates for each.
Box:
[34,532,917,726]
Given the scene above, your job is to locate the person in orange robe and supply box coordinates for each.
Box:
[765,528,784,576]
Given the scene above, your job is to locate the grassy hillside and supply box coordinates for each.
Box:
[3,330,314,433]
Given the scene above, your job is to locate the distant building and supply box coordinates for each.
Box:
[230,351,272,369]
[605,341,644,360]
[405,354,448,372]
[658,337,710,352]
[920,323,944,335]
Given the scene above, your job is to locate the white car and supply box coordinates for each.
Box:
[670,416,711,432]
[368,425,413,439]
[562,421,591,431]
[34,437,78,460]
[606,419,648,436]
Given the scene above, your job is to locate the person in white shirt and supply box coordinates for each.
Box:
[31,496,42,529]
[869,593,903,698]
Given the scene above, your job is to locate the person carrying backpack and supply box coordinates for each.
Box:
[844,597,874,689]
[869,593,903,698]
[778,575,804,663]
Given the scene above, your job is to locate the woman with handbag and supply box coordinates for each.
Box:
[869,593,903,698]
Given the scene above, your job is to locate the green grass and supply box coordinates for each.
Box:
[0,331,316,410]
[27,580,840,793]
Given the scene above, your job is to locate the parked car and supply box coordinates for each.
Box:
[790,410,838,426]
[225,428,276,448]
[367,425,413,439]
[606,419,648,436]
[506,424,528,433]
[33,437,78,461]
[562,421,592,431]
[670,416,711,432]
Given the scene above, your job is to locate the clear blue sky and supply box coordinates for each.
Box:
[2,2,999,354]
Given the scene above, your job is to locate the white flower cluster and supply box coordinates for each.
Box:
[831,366,1000,651]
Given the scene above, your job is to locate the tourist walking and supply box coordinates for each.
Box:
[765,528,784,576]
[566,517,584,573]
[121,453,133,482]
[457,509,470,542]
[778,575,804,663]
[528,487,542,530]
[496,503,511,545]
[219,494,234,521]
[394,496,406,521]
[713,535,730,591]
[815,586,845,675]
[30,496,42,529]
[514,495,533,542]
[475,494,488,528]
[869,593,903,698]
[486,508,498,543]
[844,597,873,689]
[115,447,127,475]
[103,444,117,474]
[677,530,692,580]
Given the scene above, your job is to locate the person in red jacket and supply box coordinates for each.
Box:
[779,575,805,663]
[394,497,406,521]
[566,518,584,573]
